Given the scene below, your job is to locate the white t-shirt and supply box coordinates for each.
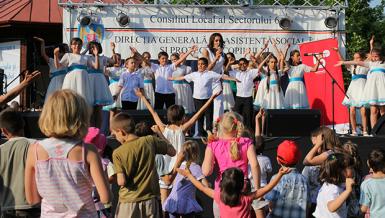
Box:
[248,154,272,187]
[151,63,175,94]
[184,71,222,99]
[60,53,88,67]
[229,69,259,97]
[313,182,347,218]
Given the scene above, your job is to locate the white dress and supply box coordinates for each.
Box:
[104,66,125,110]
[262,71,285,109]
[172,65,195,114]
[137,66,155,110]
[45,58,67,101]
[342,65,369,107]
[162,126,185,173]
[253,71,268,108]
[222,80,235,111]
[206,48,224,121]
[284,64,311,109]
[87,55,113,106]
[60,53,94,105]
[360,61,385,106]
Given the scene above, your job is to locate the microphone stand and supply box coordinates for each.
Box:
[312,54,349,133]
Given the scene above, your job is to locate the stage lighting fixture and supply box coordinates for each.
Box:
[116,12,130,27]
[325,16,338,29]
[238,0,250,7]
[78,14,92,26]
[279,17,291,30]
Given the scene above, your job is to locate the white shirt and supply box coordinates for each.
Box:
[313,182,347,218]
[184,71,222,99]
[248,154,272,188]
[118,70,144,102]
[151,63,175,94]
[230,69,259,97]
[60,53,88,67]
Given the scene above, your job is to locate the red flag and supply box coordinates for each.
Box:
[299,38,348,126]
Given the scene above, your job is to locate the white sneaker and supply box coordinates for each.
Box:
[350,132,358,136]
[363,132,370,137]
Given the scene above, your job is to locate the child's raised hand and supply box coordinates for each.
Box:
[190,45,198,52]
[278,166,291,175]
[345,178,355,191]
[211,90,222,99]
[263,41,269,49]
[92,46,99,56]
[151,125,161,134]
[134,88,144,97]
[215,50,222,60]
[54,47,60,55]
[23,70,41,84]
[110,42,115,50]
[370,35,375,46]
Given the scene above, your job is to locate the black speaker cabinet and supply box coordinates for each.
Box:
[372,115,385,136]
[22,111,45,138]
[264,109,321,137]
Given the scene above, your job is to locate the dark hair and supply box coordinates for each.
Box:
[288,50,302,66]
[183,140,200,164]
[238,58,249,65]
[142,51,151,58]
[371,48,384,63]
[110,113,135,134]
[158,51,169,59]
[208,33,225,53]
[343,141,362,178]
[226,52,235,60]
[0,109,25,135]
[58,43,69,54]
[88,41,103,55]
[198,57,209,66]
[319,153,354,185]
[135,121,153,137]
[171,53,180,60]
[368,149,385,173]
[70,37,83,46]
[220,168,244,207]
[254,136,265,154]
[167,105,185,124]
[319,126,342,152]
[310,126,323,137]
[265,55,281,92]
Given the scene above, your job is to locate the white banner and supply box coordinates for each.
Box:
[63,6,345,59]
[0,41,21,102]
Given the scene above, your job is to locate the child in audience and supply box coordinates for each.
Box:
[265,140,308,218]
[111,113,176,218]
[313,153,355,218]
[177,166,290,218]
[360,149,385,217]
[84,127,116,218]
[24,90,111,217]
[0,110,40,217]
[163,141,209,218]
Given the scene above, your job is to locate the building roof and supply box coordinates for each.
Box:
[0,0,62,26]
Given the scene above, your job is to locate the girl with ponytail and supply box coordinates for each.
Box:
[262,54,285,109]
[202,111,261,217]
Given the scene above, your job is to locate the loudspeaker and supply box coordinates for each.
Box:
[0,68,4,95]
[22,112,45,138]
[371,115,385,136]
[264,109,321,137]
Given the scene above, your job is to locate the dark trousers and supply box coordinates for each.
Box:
[154,92,175,110]
[121,101,138,110]
[194,98,213,136]
[1,208,41,218]
[234,96,253,129]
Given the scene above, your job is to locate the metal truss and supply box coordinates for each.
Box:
[58,0,348,10]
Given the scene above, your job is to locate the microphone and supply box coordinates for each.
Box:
[304,52,325,56]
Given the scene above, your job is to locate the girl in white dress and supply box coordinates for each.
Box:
[54,38,94,106]
[105,53,124,110]
[87,41,114,128]
[34,37,69,101]
[262,54,285,109]
[170,53,195,114]
[337,48,385,130]
[283,50,320,109]
[202,33,227,121]
[137,51,155,110]
[336,50,369,136]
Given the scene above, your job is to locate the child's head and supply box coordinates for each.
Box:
[217,112,244,161]
[198,57,209,72]
[370,48,383,62]
[367,149,385,173]
[134,121,153,137]
[110,112,136,144]
[343,141,362,175]
[88,41,102,55]
[219,167,244,207]
[57,43,69,58]
[208,33,224,49]
[84,127,107,155]
[319,153,354,185]
[276,140,301,167]
[183,140,200,164]
[170,53,180,63]
[70,38,83,54]
[0,109,25,138]
[267,55,278,71]
[39,90,90,140]
[142,51,151,61]
[226,52,235,62]
[289,50,301,66]
[353,51,366,62]
[167,104,185,125]
[238,58,249,71]
[125,57,136,71]
[158,51,169,66]
[312,126,342,152]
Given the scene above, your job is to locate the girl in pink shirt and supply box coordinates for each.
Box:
[177,166,290,218]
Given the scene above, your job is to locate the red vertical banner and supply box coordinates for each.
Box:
[299,38,348,127]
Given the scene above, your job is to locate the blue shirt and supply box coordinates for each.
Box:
[360,177,385,218]
[265,168,308,218]
[118,70,144,102]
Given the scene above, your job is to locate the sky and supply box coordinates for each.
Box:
[370,0,381,7]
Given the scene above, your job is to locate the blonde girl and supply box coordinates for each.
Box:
[202,111,260,217]
[24,90,110,217]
